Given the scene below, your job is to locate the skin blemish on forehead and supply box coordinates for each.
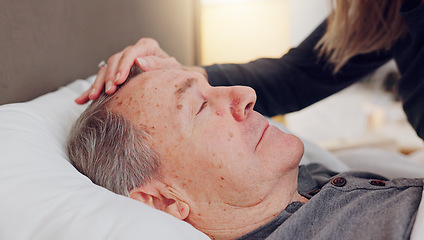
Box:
[139,123,150,133]
[177,104,183,110]
[124,95,141,112]
[138,123,157,136]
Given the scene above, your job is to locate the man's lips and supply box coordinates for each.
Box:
[255,123,270,151]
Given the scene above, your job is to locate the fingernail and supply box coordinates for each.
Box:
[89,88,96,98]
[137,57,148,68]
[114,72,121,83]
[106,82,112,92]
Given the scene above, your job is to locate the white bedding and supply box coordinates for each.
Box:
[0,75,423,239]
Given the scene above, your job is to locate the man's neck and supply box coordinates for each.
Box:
[186,183,307,240]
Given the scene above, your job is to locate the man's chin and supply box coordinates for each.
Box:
[257,128,304,171]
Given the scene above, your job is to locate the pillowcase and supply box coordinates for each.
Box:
[0,76,210,240]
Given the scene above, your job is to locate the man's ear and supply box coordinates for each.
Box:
[129,181,190,220]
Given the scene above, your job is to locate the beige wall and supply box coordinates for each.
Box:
[0,0,198,105]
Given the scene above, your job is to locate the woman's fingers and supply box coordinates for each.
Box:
[74,38,181,105]
[114,46,142,85]
[135,38,169,58]
[114,38,170,85]
[135,55,181,71]
[88,64,108,101]
[104,51,125,94]
[74,88,92,104]
[75,64,108,104]
[74,56,181,104]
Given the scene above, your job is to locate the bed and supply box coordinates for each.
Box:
[1,1,424,239]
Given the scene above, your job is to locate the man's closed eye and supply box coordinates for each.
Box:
[196,101,208,115]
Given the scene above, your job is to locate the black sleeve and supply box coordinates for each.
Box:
[205,20,393,117]
[395,1,424,139]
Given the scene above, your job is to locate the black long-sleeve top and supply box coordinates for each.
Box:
[205,0,424,140]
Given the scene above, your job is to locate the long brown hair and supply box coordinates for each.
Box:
[315,0,407,73]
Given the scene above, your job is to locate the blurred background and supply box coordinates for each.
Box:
[199,0,328,65]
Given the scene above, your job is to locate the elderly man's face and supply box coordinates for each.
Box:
[111,69,303,221]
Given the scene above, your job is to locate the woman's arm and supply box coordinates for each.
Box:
[205,21,393,117]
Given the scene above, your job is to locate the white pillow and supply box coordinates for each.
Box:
[0,76,210,240]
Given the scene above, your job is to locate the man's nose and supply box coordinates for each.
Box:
[229,86,257,121]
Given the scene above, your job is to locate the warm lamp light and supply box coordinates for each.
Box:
[200,0,291,65]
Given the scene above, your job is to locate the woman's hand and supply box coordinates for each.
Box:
[75,38,182,104]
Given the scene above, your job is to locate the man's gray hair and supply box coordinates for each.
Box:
[67,66,160,196]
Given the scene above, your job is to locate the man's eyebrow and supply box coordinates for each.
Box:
[174,77,197,103]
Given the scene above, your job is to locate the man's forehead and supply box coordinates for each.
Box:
[108,73,151,112]
[124,72,151,89]
[112,71,157,102]
[122,69,184,89]
[111,69,204,108]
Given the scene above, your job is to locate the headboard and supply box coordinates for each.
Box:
[0,0,199,105]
